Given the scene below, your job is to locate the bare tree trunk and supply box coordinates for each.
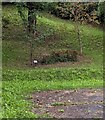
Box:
[29,39,33,66]
[27,3,37,66]
[77,25,82,54]
[74,4,83,54]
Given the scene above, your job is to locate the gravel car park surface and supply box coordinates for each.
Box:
[30,88,104,118]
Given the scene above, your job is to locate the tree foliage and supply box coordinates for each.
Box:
[98,2,105,24]
[51,2,100,24]
[16,2,56,66]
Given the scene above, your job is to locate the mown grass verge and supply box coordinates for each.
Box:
[2,68,103,118]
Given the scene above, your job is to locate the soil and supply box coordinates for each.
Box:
[29,88,104,118]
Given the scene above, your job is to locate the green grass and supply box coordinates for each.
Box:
[2,68,103,118]
[2,76,103,118]
[2,5,103,118]
[2,5,103,69]
[3,68,103,81]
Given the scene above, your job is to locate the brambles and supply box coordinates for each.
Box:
[40,50,78,65]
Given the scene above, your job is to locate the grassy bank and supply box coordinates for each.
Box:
[2,5,103,118]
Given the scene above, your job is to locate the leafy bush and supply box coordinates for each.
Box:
[40,50,78,64]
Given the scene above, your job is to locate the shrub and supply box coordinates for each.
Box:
[40,53,54,64]
[98,2,105,24]
[2,17,10,28]
[40,50,78,65]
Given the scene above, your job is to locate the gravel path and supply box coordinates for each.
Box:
[30,88,104,118]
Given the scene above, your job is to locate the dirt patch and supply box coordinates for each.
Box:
[29,88,104,118]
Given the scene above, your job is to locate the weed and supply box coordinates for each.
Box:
[51,102,65,106]
[58,109,64,113]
